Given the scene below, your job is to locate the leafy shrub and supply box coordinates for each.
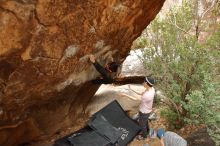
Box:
[132,0,220,130]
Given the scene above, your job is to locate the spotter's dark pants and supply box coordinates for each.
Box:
[138,112,150,138]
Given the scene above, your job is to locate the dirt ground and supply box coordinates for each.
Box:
[28,84,212,146]
[28,84,164,146]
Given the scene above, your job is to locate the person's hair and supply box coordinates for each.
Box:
[145,76,155,87]
[108,62,118,72]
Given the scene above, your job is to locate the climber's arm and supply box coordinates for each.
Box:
[89,55,113,84]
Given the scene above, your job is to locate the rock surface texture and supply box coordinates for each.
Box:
[0,0,165,145]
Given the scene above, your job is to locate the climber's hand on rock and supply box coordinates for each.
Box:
[89,54,96,63]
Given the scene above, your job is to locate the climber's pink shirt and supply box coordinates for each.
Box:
[139,87,155,114]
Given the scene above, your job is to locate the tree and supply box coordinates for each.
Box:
[132,0,220,131]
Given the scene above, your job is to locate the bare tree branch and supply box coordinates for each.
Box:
[167,21,192,35]
[200,0,217,19]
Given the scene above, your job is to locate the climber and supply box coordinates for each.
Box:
[89,54,119,84]
[149,128,187,146]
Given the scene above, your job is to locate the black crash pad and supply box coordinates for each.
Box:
[88,114,123,144]
[54,100,141,146]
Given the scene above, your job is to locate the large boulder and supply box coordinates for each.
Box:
[120,49,146,77]
[0,0,165,145]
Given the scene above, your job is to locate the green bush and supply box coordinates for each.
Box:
[132,0,220,130]
[182,77,218,125]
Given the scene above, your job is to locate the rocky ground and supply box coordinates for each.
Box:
[28,84,216,146]
[27,84,161,146]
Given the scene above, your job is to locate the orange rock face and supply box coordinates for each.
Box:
[0,0,165,145]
